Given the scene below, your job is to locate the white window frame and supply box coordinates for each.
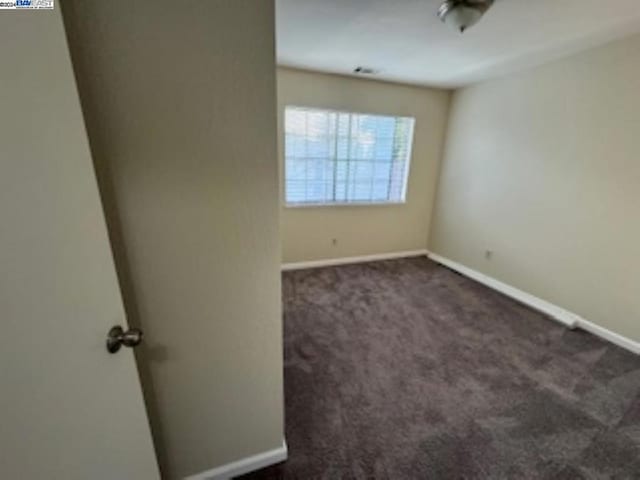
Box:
[283,105,415,208]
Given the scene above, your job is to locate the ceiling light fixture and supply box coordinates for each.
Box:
[437,0,494,33]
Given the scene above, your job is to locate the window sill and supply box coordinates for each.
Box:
[284,201,407,209]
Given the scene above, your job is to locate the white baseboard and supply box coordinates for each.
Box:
[184,440,287,480]
[428,253,639,355]
[282,249,429,271]
[577,317,640,355]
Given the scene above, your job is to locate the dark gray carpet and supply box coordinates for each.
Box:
[239,257,640,479]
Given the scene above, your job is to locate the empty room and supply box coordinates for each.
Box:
[2,1,639,479]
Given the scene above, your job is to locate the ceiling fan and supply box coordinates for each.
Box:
[437,0,495,33]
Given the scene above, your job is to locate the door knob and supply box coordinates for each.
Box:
[107,325,143,353]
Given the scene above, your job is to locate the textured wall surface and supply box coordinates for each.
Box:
[431,34,640,342]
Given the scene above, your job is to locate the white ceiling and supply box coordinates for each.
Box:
[276,0,640,88]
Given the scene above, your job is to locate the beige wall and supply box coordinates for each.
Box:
[63,1,283,479]
[278,68,450,264]
[430,34,640,342]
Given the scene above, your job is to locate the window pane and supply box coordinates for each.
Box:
[374,138,394,160]
[374,161,392,181]
[351,181,372,202]
[372,180,391,201]
[284,106,414,205]
[336,137,349,160]
[286,159,306,181]
[285,109,306,135]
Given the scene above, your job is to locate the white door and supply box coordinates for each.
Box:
[0,9,159,480]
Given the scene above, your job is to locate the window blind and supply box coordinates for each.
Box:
[284,106,415,206]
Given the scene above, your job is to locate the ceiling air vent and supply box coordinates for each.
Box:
[353,66,379,75]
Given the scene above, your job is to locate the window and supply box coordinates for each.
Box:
[284,106,415,206]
